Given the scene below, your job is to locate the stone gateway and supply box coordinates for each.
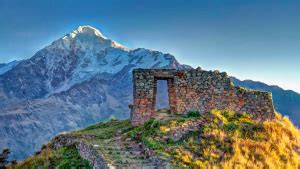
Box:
[130,68,275,126]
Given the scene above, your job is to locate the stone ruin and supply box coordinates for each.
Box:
[130,68,275,126]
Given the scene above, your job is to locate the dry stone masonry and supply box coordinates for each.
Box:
[131,68,275,126]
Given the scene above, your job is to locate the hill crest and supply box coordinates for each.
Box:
[15,110,300,168]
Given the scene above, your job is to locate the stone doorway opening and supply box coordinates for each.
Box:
[155,80,170,111]
[153,77,176,116]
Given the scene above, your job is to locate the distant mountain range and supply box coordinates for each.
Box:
[0,60,20,75]
[0,25,299,160]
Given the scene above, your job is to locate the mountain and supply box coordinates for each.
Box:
[0,25,299,161]
[0,26,190,160]
[0,60,19,75]
[231,77,300,127]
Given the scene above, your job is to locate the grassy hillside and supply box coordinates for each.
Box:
[16,110,300,168]
[10,145,90,169]
[121,110,300,168]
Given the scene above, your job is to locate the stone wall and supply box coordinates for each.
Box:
[131,68,275,126]
[50,134,173,169]
[51,134,112,169]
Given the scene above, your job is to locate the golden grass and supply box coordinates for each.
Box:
[165,111,300,169]
[223,113,300,169]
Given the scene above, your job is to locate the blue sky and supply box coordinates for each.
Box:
[0,0,299,92]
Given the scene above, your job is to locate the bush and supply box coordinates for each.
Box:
[0,148,10,169]
[187,111,200,117]
[224,122,239,132]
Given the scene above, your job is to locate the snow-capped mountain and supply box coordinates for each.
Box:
[0,26,190,160]
[0,26,188,101]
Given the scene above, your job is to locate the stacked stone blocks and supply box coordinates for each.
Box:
[131,68,275,126]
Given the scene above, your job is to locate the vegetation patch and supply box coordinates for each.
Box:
[72,119,132,139]
[186,111,201,117]
[15,146,91,169]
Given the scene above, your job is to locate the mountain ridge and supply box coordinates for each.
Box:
[0,60,20,75]
[231,77,300,95]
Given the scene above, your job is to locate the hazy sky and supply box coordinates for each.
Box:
[0,0,299,92]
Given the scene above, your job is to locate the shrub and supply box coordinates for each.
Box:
[223,122,239,132]
[187,111,200,117]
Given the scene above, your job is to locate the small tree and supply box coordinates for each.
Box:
[10,160,17,166]
[0,148,11,169]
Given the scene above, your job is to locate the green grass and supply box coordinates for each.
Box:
[16,145,91,169]
[51,146,91,168]
[72,119,132,139]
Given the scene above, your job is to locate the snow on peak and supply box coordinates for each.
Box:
[48,25,128,51]
[68,25,107,39]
